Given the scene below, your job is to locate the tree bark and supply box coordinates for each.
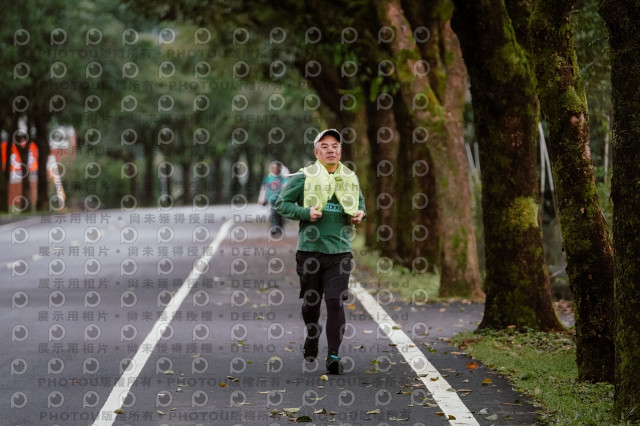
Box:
[212,156,223,204]
[530,0,614,383]
[598,0,640,418]
[349,100,377,248]
[142,145,154,207]
[451,0,563,330]
[34,116,51,212]
[362,79,400,258]
[181,161,192,205]
[377,0,483,299]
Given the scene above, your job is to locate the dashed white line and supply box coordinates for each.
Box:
[92,219,232,426]
[350,280,480,426]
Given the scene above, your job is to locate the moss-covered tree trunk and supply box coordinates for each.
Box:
[598,0,640,419]
[529,0,614,383]
[451,0,563,330]
[376,0,483,299]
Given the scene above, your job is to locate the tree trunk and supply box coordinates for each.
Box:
[598,0,640,418]
[451,0,563,330]
[0,120,14,212]
[212,156,223,204]
[362,78,399,258]
[376,0,483,299]
[34,116,51,212]
[181,160,192,205]
[530,0,614,383]
[348,103,377,248]
[142,145,154,207]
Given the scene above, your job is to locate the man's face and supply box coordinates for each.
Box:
[17,137,27,148]
[314,135,341,170]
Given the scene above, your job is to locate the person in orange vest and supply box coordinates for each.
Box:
[8,131,38,211]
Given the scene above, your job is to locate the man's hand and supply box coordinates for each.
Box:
[309,206,323,222]
[351,210,365,225]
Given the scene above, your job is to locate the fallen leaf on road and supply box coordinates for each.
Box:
[466,362,479,369]
[157,410,166,415]
[478,408,489,415]
[486,414,498,420]
[296,416,312,422]
[114,409,124,414]
[320,375,329,381]
[366,409,381,414]
[314,408,327,414]
[448,415,456,420]
[482,378,493,386]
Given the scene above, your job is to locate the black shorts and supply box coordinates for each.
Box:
[295,251,354,302]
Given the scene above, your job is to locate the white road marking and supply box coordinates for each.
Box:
[350,280,480,426]
[93,219,233,426]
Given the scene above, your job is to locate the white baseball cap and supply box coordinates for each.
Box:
[313,128,342,147]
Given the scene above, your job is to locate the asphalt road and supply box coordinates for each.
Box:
[1,204,540,426]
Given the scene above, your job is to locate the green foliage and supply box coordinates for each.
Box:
[352,235,441,301]
[2,0,333,208]
[450,329,630,425]
[61,151,134,209]
[573,0,612,166]
[594,166,613,228]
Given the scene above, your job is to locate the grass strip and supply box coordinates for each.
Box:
[449,329,629,425]
[352,235,440,302]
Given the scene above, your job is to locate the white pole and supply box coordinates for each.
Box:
[604,114,610,184]
[540,123,546,197]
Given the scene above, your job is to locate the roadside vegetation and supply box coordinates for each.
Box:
[449,329,632,425]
